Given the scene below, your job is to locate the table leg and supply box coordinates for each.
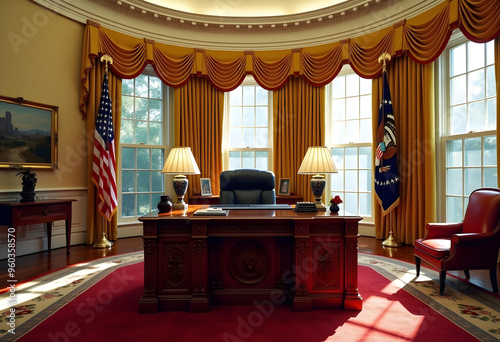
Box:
[65,218,71,254]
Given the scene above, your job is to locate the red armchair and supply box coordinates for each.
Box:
[415,188,500,295]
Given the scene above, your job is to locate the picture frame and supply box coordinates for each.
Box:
[278,178,291,196]
[0,95,58,169]
[200,178,213,196]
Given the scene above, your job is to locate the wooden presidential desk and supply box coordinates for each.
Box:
[138,205,362,313]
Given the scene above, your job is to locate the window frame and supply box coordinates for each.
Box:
[325,66,374,222]
[437,31,497,222]
[118,69,170,224]
[222,77,273,171]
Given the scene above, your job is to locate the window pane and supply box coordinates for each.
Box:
[256,128,268,147]
[151,149,163,170]
[120,119,134,143]
[487,98,496,130]
[242,151,254,168]
[446,196,463,222]
[484,136,497,166]
[332,76,345,98]
[137,193,151,215]
[451,44,466,76]
[137,171,151,192]
[122,95,134,119]
[464,138,481,167]
[152,193,162,210]
[359,170,371,191]
[486,65,496,98]
[135,75,148,97]
[359,95,371,118]
[122,171,135,193]
[331,172,344,191]
[243,107,254,127]
[137,148,150,169]
[345,74,359,96]
[122,194,135,217]
[332,99,346,121]
[122,147,135,169]
[464,168,481,196]
[345,121,359,143]
[450,105,466,135]
[446,140,462,167]
[149,99,162,122]
[446,169,463,196]
[345,170,358,191]
[359,119,371,143]
[149,122,162,145]
[135,98,148,120]
[243,128,255,146]
[122,79,134,96]
[230,107,242,127]
[230,87,242,105]
[332,149,344,169]
[360,78,371,96]
[359,192,371,216]
[230,128,242,147]
[149,77,162,99]
[345,97,359,119]
[468,41,485,71]
[345,148,357,169]
[468,69,485,102]
[358,147,371,169]
[229,151,241,169]
[468,101,485,132]
[243,87,254,105]
[345,192,358,215]
[450,75,466,106]
[484,168,498,187]
[151,171,163,192]
[135,121,148,143]
[256,87,268,105]
[256,151,268,170]
[486,41,495,65]
[255,107,268,127]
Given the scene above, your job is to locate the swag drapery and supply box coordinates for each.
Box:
[80,0,499,244]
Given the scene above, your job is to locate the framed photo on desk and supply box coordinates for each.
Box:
[200,178,212,196]
[278,178,290,196]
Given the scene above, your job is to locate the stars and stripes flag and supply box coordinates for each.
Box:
[92,73,118,221]
[374,70,400,215]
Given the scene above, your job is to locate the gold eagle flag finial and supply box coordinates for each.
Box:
[100,54,113,74]
[378,52,391,72]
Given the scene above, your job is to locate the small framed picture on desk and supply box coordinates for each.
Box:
[278,178,290,196]
[200,178,212,196]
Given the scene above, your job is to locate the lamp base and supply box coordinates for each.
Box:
[173,175,189,210]
[173,201,188,210]
[315,200,327,211]
[311,175,327,211]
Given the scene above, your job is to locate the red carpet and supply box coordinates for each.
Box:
[17,262,479,342]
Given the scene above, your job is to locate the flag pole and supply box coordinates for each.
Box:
[377,52,401,248]
[93,54,114,249]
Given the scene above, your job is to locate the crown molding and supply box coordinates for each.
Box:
[33,0,442,50]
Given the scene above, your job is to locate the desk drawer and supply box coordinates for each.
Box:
[16,204,68,225]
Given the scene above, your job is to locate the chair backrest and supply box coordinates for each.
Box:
[219,169,276,204]
[462,188,500,234]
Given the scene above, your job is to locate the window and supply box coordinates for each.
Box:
[119,73,167,221]
[223,81,272,170]
[441,36,497,222]
[327,71,373,219]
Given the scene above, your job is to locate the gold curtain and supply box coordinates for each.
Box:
[458,0,500,42]
[373,56,436,245]
[273,78,325,202]
[85,62,122,244]
[174,77,224,196]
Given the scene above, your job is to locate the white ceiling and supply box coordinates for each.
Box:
[143,0,350,17]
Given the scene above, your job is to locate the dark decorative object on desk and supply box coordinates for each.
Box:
[17,168,37,202]
[157,195,172,213]
[329,195,342,214]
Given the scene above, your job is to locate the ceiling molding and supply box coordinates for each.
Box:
[33,0,443,50]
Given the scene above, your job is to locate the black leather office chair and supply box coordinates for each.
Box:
[219,169,276,204]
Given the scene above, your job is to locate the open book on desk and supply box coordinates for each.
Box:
[193,208,229,216]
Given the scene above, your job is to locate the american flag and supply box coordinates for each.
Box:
[92,73,118,220]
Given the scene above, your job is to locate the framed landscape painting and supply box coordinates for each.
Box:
[0,96,58,169]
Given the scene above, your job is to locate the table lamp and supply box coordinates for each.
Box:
[297,146,338,211]
[162,147,200,210]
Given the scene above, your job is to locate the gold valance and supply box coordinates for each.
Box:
[80,0,500,118]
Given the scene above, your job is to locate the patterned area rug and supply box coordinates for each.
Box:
[0,252,499,341]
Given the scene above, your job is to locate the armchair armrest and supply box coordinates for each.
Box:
[425,222,463,239]
[451,232,495,245]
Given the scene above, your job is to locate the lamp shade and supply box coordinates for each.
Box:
[162,147,201,175]
[297,146,338,174]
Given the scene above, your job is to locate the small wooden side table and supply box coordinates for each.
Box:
[0,199,76,254]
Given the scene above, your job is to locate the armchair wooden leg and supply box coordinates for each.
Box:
[464,270,470,279]
[415,257,421,277]
[439,270,446,296]
[490,268,498,293]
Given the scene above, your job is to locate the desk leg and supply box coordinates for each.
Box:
[47,222,52,252]
[292,238,312,311]
[66,203,72,254]
[139,237,159,313]
[344,222,362,310]
[190,237,209,312]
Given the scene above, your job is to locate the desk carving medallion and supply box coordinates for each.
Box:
[228,240,271,285]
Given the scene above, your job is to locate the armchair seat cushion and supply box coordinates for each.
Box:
[415,238,451,259]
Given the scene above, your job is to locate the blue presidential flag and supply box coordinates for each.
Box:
[374,70,399,215]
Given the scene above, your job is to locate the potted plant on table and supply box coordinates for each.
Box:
[329,195,342,214]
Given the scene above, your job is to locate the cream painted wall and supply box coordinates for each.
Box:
[0,0,86,191]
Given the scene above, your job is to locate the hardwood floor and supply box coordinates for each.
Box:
[1,236,498,294]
